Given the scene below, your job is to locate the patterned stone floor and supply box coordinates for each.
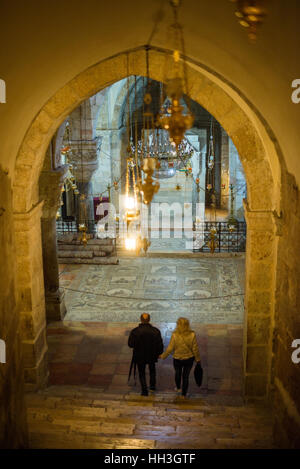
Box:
[53,257,245,396]
[59,256,245,324]
[47,321,243,396]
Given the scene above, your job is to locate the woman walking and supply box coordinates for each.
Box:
[159,317,201,398]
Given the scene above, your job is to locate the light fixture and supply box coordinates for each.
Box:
[137,157,160,205]
[78,223,88,246]
[230,0,267,42]
[227,183,238,231]
[156,0,194,147]
[131,128,193,179]
[125,236,137,251]
[124,157,140,222]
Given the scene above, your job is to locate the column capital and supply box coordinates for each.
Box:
[39,165,69,218]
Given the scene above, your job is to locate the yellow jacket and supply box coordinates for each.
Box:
[161,330,201,362]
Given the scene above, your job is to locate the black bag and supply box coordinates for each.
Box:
[194,361,203,387]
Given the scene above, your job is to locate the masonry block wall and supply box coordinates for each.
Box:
[272,170,300,449]
[0,169,28,448]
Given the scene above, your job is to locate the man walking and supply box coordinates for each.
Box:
[128,313,163,396]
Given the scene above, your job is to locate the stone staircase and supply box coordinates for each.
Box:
[57,234,118,265]
[25,386,274,449]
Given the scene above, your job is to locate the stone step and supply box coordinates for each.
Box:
[57,236,114,246]
[35,385,269,412]
[26,398,272,426]
[58,256,119,265]
[58,244,114,253]
[58,250,95,259]
[29,432,155,449]
[27,406,272,436]
[25,386,274,449]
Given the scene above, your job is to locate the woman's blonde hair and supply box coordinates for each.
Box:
[175,317,192,335]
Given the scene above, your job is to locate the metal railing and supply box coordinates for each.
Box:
[56,219,246,253]
[56,219,98,235]
[193,221,246,253]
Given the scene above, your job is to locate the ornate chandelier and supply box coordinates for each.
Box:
[130,128,193,179]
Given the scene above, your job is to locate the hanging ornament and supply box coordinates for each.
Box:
[156,1,194,147]
[138,158,160,205]
[207,117,215,170]
[230,0,267,42]
[124,157,140,221]
[227,183,238,231]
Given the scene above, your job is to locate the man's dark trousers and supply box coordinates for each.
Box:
[137,362,156,394]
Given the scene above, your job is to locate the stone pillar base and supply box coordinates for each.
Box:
[24,347,49,393]
[45,289,67,322]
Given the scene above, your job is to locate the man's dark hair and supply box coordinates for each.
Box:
[140,313,150,323]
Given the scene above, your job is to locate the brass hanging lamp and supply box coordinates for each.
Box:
[135,52,160,205]
[156,0,194,147]
[230,0,267,42]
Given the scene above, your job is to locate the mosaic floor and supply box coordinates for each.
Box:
[47,321,243,396]
[59,256,245,324]
[52,257,245,396]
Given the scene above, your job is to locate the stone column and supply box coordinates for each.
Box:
[14,202,48,391]
[39,166,68,322]
[243,200,279,401]
[70,138,100,230]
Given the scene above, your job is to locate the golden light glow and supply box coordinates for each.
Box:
[125,196,136,210]
[125,237,137,251]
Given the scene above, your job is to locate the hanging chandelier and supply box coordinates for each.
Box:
[130,128,193,179]
[230,0,267,42]
[156,1,194,147]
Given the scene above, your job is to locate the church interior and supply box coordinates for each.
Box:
[0,0,300,450]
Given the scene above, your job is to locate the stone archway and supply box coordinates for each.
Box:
[12,46,282,401]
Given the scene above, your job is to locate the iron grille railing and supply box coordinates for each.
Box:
[193,221,246,253]
[56,219,99,235]
[56,220,246,253]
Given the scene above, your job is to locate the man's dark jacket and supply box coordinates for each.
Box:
[128,323,164,364]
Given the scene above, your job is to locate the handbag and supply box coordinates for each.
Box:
[179,333,203,387]
[194,361,203,387]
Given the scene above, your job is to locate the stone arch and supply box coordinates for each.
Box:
[13,46,282,400]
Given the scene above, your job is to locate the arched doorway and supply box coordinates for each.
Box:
[12,46,282,402]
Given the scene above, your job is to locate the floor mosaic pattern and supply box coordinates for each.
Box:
[60,257,245,324]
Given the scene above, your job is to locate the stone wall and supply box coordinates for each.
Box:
[272,170,300,449]
[0,168,28,448]
[14,203,48,392]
